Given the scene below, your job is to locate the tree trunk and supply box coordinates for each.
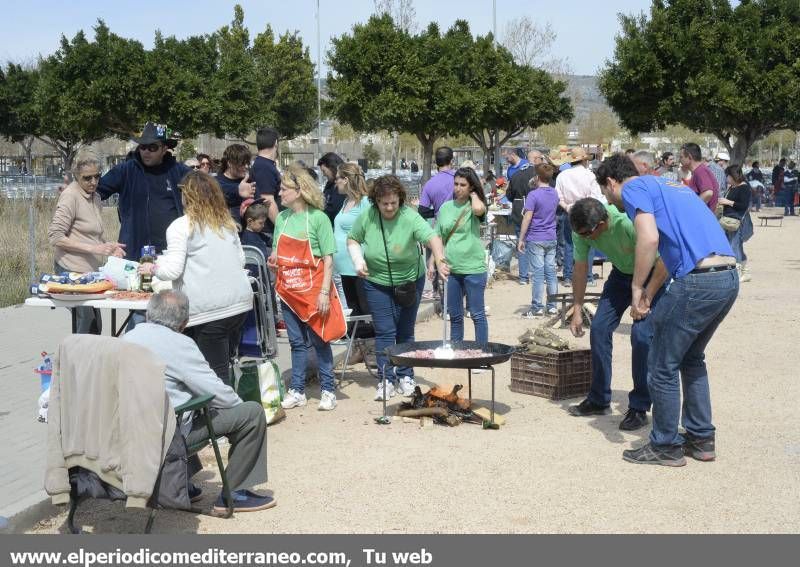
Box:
[391,131,398,175]
[417,133,438,185]
[19,136,34,175]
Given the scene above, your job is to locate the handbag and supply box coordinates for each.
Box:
[719,216,741,232]
[234,359,285,425]
[378,212,420,308]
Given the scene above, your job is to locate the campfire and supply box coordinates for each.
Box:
[396,384,482,426]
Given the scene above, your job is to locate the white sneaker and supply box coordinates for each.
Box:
[374,381,396,401]
[281,389,307,409]
[318,390,337,411]
[396,378,417,396]
[547,307,558,315]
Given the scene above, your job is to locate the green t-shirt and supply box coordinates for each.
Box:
[348,205,434,286]
[436,200,486,274]
[573,204,638,274]
[273,207,336,258]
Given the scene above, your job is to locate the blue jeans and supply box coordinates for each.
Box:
[588,267,664,411]
[647,269,739,447]
[514,224,530,282]
[447,273,488,344]
[526,240,558,311]
[561,214,595,281]
[281,301,335,393]
[363,277,425,384]
[784,189,796,215]
[726,225,746,263]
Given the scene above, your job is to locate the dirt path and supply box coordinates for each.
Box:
[29,208,800,533]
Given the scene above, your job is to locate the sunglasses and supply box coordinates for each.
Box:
[139,143,163,153]
[577,223,599,237]
[80,173,101,182]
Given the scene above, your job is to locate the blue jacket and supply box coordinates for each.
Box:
[98,152,189,260]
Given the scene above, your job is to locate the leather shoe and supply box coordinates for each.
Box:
[568,398,610,417]
[619,408,648,431]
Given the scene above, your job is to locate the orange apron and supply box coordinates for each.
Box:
[275,213,346,342]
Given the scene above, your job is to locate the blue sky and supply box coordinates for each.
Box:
[2,0,653,75]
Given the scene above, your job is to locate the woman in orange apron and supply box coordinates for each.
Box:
[268,166,345,412]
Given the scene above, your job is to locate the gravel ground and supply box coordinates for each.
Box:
[28,209,800,533]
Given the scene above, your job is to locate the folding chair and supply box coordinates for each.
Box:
[241,245,278,359]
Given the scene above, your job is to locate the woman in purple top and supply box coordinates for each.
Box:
[517,164,559,317]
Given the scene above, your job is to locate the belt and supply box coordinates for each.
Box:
[690,264,736,274]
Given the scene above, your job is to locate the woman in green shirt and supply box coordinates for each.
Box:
[432,167,489,344]
[269,165,344,412]
[348,175,450,401]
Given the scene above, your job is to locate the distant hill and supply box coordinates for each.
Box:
[564,75,612,124]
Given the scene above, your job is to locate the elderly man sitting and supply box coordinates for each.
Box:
[124,290,274,513]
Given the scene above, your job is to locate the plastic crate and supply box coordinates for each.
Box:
[509,349,591,400]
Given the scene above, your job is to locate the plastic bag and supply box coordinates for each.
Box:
[491,238,515,271]
[235,360,285,425]
[100,256,140,290]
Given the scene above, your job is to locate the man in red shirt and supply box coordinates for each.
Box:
[679,142,719,212]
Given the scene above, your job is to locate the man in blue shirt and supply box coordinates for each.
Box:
[503,147,528,179]
[595,154,739,467]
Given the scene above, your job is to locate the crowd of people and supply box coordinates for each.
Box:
[43,119,777,514]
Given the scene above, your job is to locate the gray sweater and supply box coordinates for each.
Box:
[124,322,242,434]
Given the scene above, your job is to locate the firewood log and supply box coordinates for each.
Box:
[396,407,449,418]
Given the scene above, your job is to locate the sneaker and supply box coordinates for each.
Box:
[619,408,648,431]
[280,389,307,409]
[188,483,203,503]
[213,489,276,513]
[568,398,610,417]
[682,433,716,461]
[522,309,544,319]
[318,390,337,411]
[518,279,529,286]
[622,443,686,467]
[374,381,396,401]
[546,307,558,315]
[396,377,417,396]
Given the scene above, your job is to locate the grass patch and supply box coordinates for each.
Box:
[0,196,120,308]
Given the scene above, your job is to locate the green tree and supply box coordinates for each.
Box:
[177,139,197,162]
[209,5,317,141]
[33,21,146,170]
[363,141,381,168]
[599,0,800,164]
[252,26,317,140]
[327,15,462,181]
[449,26,573,175]
[142,32,217,137]
[577,109,620,145]
[0,64,40,170]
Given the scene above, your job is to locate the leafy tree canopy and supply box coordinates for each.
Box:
[599,0,800,163]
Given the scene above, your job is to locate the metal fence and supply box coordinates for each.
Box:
[0,174,64,200]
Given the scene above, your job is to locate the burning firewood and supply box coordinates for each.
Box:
[398,384,480,426]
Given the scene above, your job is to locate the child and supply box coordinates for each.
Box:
[239,200,270,262]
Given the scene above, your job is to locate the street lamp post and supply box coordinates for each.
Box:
[317,0,322,164]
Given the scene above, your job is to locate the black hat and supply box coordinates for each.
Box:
[131,122,178,149]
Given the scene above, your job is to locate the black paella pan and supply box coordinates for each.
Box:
[385,340,515,369]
